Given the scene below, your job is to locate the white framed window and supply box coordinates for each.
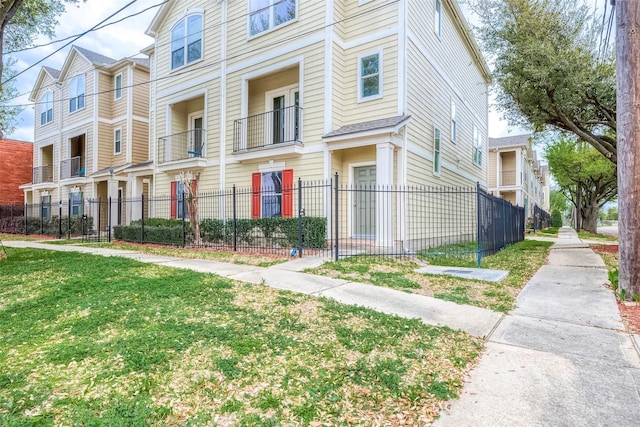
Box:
[171,13,203,70]
[69,75,85,113]
[265,84,301,144]
[433,127,441,175]
[358,50,382,102]
[114,128,122,154]
[70,191,83,216]
[249,0,297,37]
[473,125,483,166]
[40,91,53,125]
[450,100,457,142]
[114,73,122,100]
[435,0,442,37]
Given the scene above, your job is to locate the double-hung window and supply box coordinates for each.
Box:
[114,73,122,100]
[251,169,294,218]
[473,125,483,166]
[69,75,85,113]
[433,128,441,175]
[249,0,297,37]
[450,100,457,142]
[171,14,203,70]
[70,191,83,216]
[114,128,122,155]
[435,0,442,37]
[40,91,53,125]
[358,51,382,101]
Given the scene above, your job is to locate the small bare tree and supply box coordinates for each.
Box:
[178,171,201,246]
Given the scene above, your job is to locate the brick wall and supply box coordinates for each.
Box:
[0,139,33,205]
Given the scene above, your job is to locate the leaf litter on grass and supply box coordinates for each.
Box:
[0,248,482,426]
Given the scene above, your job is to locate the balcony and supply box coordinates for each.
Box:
[233,106,303,160]
[60,156,85,180]
[157,129,207,171]
[500,170,517,186]
[33,165,53,184]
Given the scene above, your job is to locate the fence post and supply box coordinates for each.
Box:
[107,197,112,243]
[67,196,72,238]
[232,185,237,252]
[58,201,63,239]
[476,182,481,267]
[182,191,186,248]
[24,203,28,235]
[141,194,145,244]
[297,177,303,258]
[334,172,339,262]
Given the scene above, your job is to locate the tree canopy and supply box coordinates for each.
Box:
[469,0,617,163]
[545,137,617,232]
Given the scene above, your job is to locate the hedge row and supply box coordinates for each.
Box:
[0,215,93,235]
[113,216,327,248]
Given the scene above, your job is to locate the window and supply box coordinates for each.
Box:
[251,169,293,218]
[473,125,483,166]
[171,14,203,70]
[249,0,297,37]
[40,91,53,125]
[70,191,83,216]
[358,52,381,101]
[450,100,457,142]
[433,128,441,175]
[69,75,85,113]
[114,128,122,154]
[40,195,51,219]
[170,180,197,219]
[434,0,442,37]
[114,73,122,99]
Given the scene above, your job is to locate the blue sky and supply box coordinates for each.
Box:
[4,0,520,142]
[5,0,160,141]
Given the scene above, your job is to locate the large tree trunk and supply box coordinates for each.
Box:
[580,203,599,234]
[616,0,640,299]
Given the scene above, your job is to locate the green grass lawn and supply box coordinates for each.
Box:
[0,248,481,425]
[74,241,288,268]
[307,240,553,313]
[578,230,618,242]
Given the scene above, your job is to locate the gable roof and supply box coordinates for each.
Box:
[146,0,176,37]
[488,134,532,149]
[324,115,411,139]
[29,66,61,102]
[74,46,117,67]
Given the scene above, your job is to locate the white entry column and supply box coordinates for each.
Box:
[376,142,394,247]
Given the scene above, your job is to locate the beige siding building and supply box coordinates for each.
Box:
[24,46,150,228]
[488,135,549,219]
[145,0,490,244]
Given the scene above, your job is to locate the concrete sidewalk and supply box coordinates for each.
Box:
[1,239,502,338]
[435,226,640,426]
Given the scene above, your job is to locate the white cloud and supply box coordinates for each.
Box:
[5,0,159,140]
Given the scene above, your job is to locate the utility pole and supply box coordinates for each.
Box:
[616,0,640,298]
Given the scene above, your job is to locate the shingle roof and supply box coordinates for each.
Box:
[130,57,150,68]
[488,134,532,148]
[74,46,117,66]
[324,115,411,138]
[43,66,60,79]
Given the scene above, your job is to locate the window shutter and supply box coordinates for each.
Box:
[251,173,261,219]
[170,181,177,219]
[282,169,294,218]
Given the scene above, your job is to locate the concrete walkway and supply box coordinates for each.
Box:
[4,226,640,425]
[435,226,640,426]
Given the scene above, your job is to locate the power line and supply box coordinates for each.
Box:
[3,0,401,109]
[4,0,168,55]
[2,0,140,87]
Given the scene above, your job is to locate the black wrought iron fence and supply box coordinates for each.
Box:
[1,175,528,264]
[533,204,551,231]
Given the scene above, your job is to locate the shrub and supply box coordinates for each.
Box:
[551,209,563,227]
[112,216,327,249]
